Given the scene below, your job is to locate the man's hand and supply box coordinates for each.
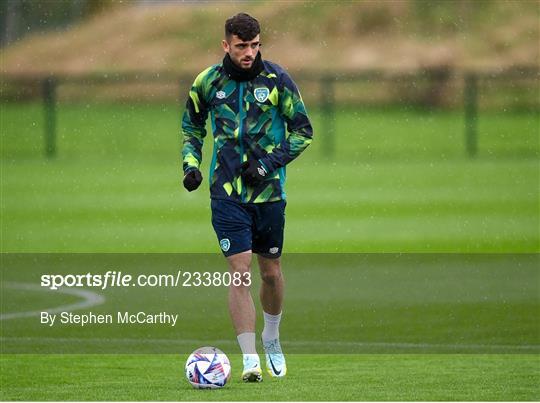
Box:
[241,160,268,187]
[183,169,202,192]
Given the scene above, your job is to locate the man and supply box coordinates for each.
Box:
[181,13,312,382]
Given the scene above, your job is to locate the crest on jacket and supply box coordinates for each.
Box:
[254,87,269,103]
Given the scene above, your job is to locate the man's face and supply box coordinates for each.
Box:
[222,34,260,70]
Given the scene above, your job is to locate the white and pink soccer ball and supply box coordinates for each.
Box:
[185,346,231,389]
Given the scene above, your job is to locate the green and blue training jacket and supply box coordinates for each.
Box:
[181,60,313,203]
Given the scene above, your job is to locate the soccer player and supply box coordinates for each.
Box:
[181,13,313,382]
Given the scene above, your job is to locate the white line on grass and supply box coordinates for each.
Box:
[0,282,105,320]
[0,336,537,352]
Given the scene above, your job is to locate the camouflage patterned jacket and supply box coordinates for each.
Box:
[182,60,313,203]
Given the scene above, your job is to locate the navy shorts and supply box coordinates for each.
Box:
[211,199,286,258]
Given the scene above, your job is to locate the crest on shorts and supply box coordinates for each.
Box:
[220,238,230,252]
[269,247,279,254]
[254,87,269,103]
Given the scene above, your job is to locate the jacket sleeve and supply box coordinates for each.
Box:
[259,71,313,172]
[181,69,210,173]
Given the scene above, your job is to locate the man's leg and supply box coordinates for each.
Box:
[258,255,284,316]
[227,251,262,382]
[227,251,256,335]
[257,255,287,377]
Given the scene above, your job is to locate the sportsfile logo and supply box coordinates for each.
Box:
[40,270,251,289]
[40,271,172,290]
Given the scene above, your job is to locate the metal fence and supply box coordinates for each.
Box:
[1,67,538,158]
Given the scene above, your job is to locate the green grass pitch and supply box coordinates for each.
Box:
[1,354,538,401]
[1,103,539,400]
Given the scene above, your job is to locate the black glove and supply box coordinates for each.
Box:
[183,169,202,192]
[241,160,268,187]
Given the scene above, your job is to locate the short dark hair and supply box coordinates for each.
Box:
[225,13,260,41]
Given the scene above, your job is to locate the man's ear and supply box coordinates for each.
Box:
[221,39,230,52]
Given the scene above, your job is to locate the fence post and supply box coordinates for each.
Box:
[464,73,478,158]
[43,77,57,158]
[320,75,335,157]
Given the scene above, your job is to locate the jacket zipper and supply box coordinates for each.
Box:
[238,82,246,202]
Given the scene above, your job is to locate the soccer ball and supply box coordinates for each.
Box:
[185,346,231,389]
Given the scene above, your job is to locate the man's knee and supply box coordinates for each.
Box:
[227,251,251,272]
[226,251,252,289]
[230,262,251,275]
[259,262,282,286]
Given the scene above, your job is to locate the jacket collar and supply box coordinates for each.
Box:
[222,52,264,82]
